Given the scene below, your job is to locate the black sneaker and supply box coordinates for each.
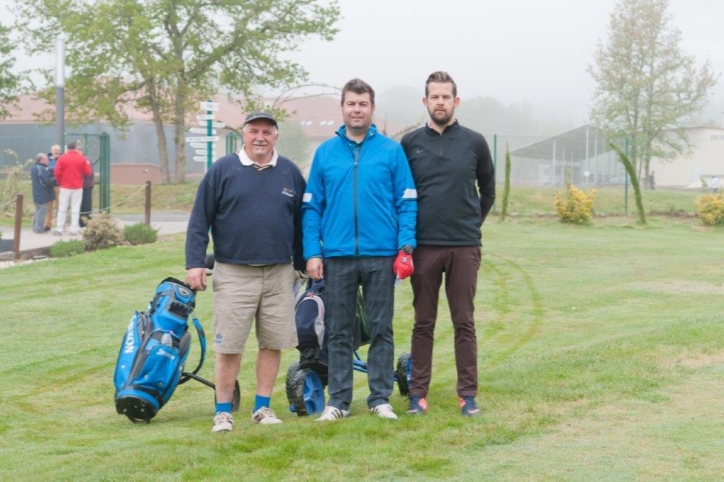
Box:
[459,396,481,417]
[406,396,428,415]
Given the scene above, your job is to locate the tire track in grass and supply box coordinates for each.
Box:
[482,255,544,368]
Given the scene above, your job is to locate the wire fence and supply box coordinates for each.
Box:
[3,126,724,193]
[489,126,724,190]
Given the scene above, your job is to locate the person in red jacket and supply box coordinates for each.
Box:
[53,141,91,235]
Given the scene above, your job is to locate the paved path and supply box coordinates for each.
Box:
[0,212,189,257]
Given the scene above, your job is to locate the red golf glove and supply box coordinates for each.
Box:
[393,250,414,279]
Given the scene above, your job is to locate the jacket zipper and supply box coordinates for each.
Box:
[353,147,360,257]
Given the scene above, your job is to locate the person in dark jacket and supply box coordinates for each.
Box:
[401,71,495,417]
[77,147,94,228]
[185,111,306,433]
[303,78,417,422]
[44,144,61,230]
[30,153,55,233]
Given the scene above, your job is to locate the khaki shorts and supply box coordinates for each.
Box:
[211,262,297,354]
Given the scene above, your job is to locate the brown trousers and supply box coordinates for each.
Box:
[409,245,481,398]
[44,186,60,229]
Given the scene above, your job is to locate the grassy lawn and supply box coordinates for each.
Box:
[1,209,723,480]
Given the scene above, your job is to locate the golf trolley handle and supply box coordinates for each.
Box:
[178,317,207,385]
[180,372,215,389]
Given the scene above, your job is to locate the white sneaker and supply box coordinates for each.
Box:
[212,412,233,433]
[251,406,283,425]
[371,403,398,420]
[315,405,350,422]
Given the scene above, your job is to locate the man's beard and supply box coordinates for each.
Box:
[428,107,454,127]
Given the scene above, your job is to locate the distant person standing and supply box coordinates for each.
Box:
[30,153,55,233]
[77,147,94,228]
[53,141,91,236]
[401,71,495,417]
[648,170,656,190]
[711,175,720,194]
[44,144,62,231]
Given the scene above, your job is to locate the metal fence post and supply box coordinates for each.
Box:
[99,132,111,213]
[492,134,498,214]
[624,137,629,216]
[13,194,22,257]
[144,181,151,225]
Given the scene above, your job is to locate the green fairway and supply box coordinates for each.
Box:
[1,216,723,481]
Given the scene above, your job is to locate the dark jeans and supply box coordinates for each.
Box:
[80,188,93,227]
[410,245,481,398]
[324,256,395,411]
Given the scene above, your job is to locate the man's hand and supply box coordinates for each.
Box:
[393,250,414,279]
[185,267,207,291]
[306,258,324,280]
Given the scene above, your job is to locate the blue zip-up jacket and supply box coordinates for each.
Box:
[302,124,417,259]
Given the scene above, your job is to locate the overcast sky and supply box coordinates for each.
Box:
[3,0,723,127]
[288,0,724,126]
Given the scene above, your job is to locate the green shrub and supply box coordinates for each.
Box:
[82,212,127,251]
[554,180,596,224]
[695,193,724,226]
[124,223,158,245]
[49,239,86,258]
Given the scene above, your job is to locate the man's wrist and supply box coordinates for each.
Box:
[400,244,413,254]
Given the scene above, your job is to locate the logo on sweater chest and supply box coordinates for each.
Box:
[281,187,294,198]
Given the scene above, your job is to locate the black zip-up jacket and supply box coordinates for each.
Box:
[401,121,495,246]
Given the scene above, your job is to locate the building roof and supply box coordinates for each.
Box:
[510,125,610,160]
[0,92,404,138]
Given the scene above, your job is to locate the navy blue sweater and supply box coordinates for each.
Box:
[185,152,306,271]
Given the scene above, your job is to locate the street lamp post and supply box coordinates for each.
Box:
[55,35,66,149]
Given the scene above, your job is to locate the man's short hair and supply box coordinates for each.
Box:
[425,71,457,98]
[341,78,375,106]
[67,140,77,150]
[36,153,47,162]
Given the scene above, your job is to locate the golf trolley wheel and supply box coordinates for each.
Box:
[285,361,325,417]
[395,352,412,397]
[214,380,241,413]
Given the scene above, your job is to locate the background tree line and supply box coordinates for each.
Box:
[0,0,718,184]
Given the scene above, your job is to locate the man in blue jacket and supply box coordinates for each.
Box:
[185,112,306,432]
[303,78,417,421]
[30,153,55,233]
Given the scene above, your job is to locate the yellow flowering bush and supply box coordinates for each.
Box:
[695,193,724,226]
[555,181,597,224]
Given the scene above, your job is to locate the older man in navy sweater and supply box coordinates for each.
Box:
[185,112,306,432]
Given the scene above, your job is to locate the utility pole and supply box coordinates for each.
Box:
[55,35,66,149]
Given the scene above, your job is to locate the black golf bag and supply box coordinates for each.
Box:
[293,279,370,386]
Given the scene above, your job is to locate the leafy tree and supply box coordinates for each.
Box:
[276,119,312,173]
[500,144,511,221]
[589,0,718,185]
[0,23,23,119]
[610,143,646,225]
[376,85,426,132]
[456,96,567,137]
[14,0,340,183]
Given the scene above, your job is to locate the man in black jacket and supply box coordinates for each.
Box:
[30,153,55,233]
[400,71,495,417]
